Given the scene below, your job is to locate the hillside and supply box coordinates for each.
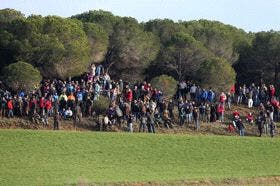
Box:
[0,129,280,185]
[0,105,279,137]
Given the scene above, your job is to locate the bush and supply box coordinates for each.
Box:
[150,75,177,98]
[196,57,236,92]
[1,61,42,92]
[92,96,110,115]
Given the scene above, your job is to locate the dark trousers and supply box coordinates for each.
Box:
[54,121,59,130]
[258,127,263,137]
[147,123,156,133]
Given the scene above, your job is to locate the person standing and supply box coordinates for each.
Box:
[147,111,156,133]
[248,90,253,108]
[7,98,14,118]
[269,121,276,137]
[179,107,186,126]
[236,118,245,136]
[217,103,225,122]
[139,113,148,132]
[127,114,133,133]
[0,97,7,118]
[167,99,175,120]
[193,107,200,130]
[74,103,82,127]
[53,111,61,130]
[266,102,274,122]
[226,92,232,110]
[256,114,265,137]
[205,103,211,123]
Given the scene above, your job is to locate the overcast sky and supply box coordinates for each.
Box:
[1,0,280,32]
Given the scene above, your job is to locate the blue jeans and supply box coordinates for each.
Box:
[195,119,200,130]
[139,123,147,132]
[149,123,156,133]
[180,115,186,125]
[8,109,13,118]
[239,128,245,136]
[186,114,192,123]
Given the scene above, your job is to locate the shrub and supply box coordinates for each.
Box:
[150,75,177,98]
[1,61,42,92]
[92,96,110,115]
[196,57,236,92]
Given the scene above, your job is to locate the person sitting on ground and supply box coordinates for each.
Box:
[233,110,240,118]
[64,107,73,119]
[228,122,235,133]
[101,114,110,131]
[246,112,254,124]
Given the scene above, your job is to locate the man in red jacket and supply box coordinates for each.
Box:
[7,98,14,118]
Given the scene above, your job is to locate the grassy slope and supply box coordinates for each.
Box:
[0,129,279,185]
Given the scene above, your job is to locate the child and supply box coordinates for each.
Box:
[246,112,254,124]
[228,122,235,133]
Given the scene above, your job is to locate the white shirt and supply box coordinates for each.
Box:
[179,82,187,89]
[190,85,197,93]
[65,109,73,117]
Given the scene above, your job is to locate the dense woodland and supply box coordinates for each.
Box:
[0,8,280,93]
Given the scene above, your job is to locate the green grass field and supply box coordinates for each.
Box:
[0,129,280,185]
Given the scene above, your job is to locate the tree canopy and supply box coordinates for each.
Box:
[1,61,42,92]
[150,75,177,98]
[148,32,211,80]
[234,31,280,87]
[196,57,236,92]
[105,17,160,82]
[1,8,280,91]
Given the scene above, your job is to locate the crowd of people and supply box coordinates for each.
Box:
[0,64,278,137]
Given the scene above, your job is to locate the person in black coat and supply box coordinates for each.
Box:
[235,117,245,136]
[256,114,265,137]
